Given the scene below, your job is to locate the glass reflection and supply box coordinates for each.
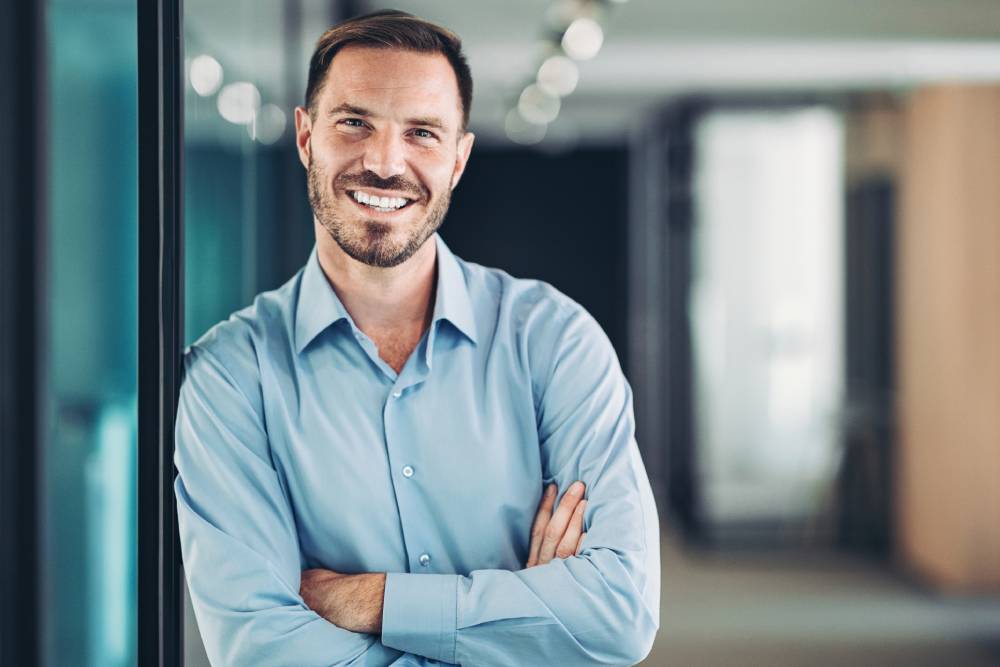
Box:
[44,1,138,665]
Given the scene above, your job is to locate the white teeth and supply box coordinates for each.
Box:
[352,191,410,210]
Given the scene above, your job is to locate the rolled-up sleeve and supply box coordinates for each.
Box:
[381,303,661,666]
[175,342,419,666]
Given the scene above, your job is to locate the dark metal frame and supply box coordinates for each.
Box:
[626,115,670,521]
[0,1,45,664]
[138,0,185,664]
[627,102,699,537]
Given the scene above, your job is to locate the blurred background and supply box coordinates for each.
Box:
[4,0,1000,665]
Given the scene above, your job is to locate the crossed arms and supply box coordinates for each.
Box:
[175,306,660,666]
[298,480,590,636]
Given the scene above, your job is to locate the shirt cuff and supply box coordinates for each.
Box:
[381,572,459,663]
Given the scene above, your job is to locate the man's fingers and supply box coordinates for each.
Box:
[576,531,587,555]
[537,480,585,564]
[527,483,556,567]
[554,499,586,559]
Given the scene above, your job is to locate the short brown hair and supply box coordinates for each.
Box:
[305,9,473,132]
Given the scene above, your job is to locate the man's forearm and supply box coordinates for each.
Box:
[300,569,385,634]
[300,482,586,638]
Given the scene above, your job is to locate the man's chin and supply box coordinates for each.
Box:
[337,230,421,269]
[317,198,445,268]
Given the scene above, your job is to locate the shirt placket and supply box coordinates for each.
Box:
[354,322,436,573]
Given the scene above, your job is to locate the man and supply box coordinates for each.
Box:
[175,10,659,667]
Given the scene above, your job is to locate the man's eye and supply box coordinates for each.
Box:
[340,118,366,129]
[412,128,437,140]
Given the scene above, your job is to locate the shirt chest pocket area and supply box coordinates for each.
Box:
[407,414,544,566]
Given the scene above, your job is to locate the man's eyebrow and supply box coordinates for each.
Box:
[327,104,449,132]
[327,103,372,117]
[406,116,446,131]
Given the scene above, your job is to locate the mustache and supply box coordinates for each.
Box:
[335,171,426,199]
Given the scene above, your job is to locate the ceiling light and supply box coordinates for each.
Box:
[216,82,260,125]
[537,55,579,97]
[518,84,561,125]
[189,54,223,97]
[562,17,604,61]
[248,104,286,144]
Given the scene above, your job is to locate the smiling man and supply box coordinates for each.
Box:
[174,10,659,667]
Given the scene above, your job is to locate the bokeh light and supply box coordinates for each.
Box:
[247,103,287,144]
[216,82,260,125]
[562,17,604,61]
[189,54,223,97]
[537,55,580,97]
[518,84,561,125]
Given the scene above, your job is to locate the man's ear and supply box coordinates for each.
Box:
[450,131,476,190]
[294,106,313,170]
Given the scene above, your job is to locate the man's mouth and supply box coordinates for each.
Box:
[347,189,418,214]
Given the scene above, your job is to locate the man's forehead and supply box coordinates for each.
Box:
[320,47,463,126]
[326,47,456,95]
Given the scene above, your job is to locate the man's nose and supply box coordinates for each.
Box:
[361,130,406,179]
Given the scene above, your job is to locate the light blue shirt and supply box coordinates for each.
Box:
[174,234,660,666]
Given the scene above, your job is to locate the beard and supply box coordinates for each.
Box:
[307,155,451,268]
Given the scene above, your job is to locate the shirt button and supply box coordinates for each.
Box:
[418,553,431,567]
[402,465,414,478]
[392,390,402,398]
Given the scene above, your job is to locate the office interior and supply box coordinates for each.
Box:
[2,0,1000,665]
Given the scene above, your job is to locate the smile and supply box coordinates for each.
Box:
[347,189,417,213]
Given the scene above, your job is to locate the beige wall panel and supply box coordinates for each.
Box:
[897,85,1000,591]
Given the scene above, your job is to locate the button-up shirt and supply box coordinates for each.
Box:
[174,234,660,666]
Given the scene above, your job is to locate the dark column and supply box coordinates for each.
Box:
[138,0,185,664]
[0,0,45,664]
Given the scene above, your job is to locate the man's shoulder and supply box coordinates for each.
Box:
[183,269,301,385]
[454,253,611,373]
[455,253,586,330]
[455,255,621,411]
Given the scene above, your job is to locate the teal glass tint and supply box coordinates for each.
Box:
[183,0,316,350]
[44,1,138,665]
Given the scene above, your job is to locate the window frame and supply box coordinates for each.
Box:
[137,0,185,664]
[0,0,45,664]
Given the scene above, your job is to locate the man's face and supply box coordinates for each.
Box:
[295,46,474,268]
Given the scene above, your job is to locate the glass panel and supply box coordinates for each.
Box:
[43,1,138,665]
[183,0,318,348]
[690,107,845,542]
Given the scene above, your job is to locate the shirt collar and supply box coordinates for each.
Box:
[294,245,352,354]
[432,234,478,346]
[294,234,477,355]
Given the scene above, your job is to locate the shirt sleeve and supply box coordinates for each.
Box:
[381,303,661,666]
[175,342,441,667]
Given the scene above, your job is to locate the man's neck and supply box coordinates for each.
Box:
[314,220,437,337]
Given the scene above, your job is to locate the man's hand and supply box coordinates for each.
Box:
[526,481,587,568]
[300,569,385,634]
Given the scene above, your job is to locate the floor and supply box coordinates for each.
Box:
[641,533,1000,666]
